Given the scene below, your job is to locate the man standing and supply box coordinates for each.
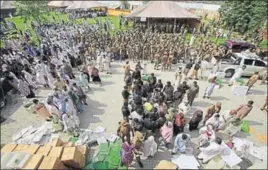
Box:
[123,61,131,80]
[246,72,259,92]
[187,81,199,106]
[184,59,193,79]
[228,65,246,86]
[190,61,201,80]
[233,100,254,120]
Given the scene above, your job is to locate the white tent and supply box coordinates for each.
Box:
[1,0,15,9]
[48,1,73,8]
[66,1,107,10]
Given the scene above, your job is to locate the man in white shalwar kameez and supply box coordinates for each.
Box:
[189,34,196,47]
[104,54,111,74]
[228,65,246,86]
[198,137,227,164]
[35,61,48,87]
[172,133,191,153]
[142,136,157,159]
[97,54,104,72]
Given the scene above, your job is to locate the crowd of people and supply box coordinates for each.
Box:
[0,13,267,168]
[68,9,107,20]
[117,59,258,167]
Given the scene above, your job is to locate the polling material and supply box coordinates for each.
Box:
[171,154,200,169]
[232,86,248,96]
[220,143,242,168]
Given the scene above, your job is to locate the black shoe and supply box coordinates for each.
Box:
[195,78,199,80]
[207,97,210,99]
[203,96,205,98]
[138,162,143,168]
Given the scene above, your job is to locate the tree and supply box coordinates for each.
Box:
[219,1,268,34]
[13,0,50,22]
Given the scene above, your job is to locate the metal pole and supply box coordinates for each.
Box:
[173,18,176,33]
[147,18,149,29]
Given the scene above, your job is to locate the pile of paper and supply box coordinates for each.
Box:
[12,122,53,144]
[171,154,200,169]
[75,127,118,146]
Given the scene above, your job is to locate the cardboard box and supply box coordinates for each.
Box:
[38,156,62,170]
[154,160,177,169]
[36,145,52,156]
[61,147,85,168]
[1,144,17,153]
[77,145,88,157]
[13,144,29,152]
[63,142,74,147]
[48,138,64,147]
[24,145,40,154]
[48,147,63,159]
[23,154,44,169]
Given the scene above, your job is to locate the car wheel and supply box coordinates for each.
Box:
[225,69,235,78]
[0,100,5,108]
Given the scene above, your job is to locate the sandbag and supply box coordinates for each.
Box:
[240,120,249,133]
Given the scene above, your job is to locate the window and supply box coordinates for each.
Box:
[244,59,254,66]
[254,60,266,67]
[232,45,241,49]
[233,57,241,65]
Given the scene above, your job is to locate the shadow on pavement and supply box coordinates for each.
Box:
[193,101,212,108]
[247,120,264,126]
[248,89,265,95]
[1,95,24,119]
[210,96,229,101]
[78,99,107,129]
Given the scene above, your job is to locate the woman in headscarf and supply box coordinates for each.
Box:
[121,137,134,168]
[32,99,52,121]
[198,124,216,147]
[142,133,157,159]
[17,79,35,98]
[189,110,203,131]
[35,61,48,87]
[159,121,173,146]
[22,70,37,89]
[47,72,55,89]
[173,112,185,135]
[91,66,102,85]
[187,81,199,106]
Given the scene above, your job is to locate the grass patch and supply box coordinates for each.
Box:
[2,12,131,46]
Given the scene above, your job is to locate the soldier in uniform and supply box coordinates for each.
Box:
[167,51,173,71]
[161,51,168,71]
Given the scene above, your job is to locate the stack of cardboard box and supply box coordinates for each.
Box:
[1,138,88,169]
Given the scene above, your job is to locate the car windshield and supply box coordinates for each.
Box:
[229,55,241,65]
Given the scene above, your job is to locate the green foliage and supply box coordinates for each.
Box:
[219,0,268,34]
[13,0,50,22]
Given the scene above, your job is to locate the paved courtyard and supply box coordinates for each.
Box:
[1,61,267,168]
